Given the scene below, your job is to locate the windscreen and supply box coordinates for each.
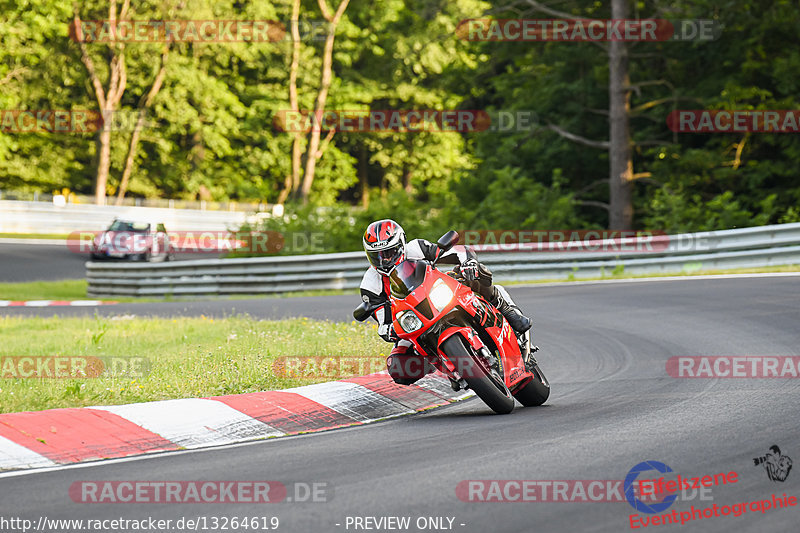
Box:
[389,259,427,299]
[108,220,149,232]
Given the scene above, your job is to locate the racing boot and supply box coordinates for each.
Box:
[489,285,532,335]
[525,344,540,371]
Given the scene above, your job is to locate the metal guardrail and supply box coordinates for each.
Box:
[86,223,800,298]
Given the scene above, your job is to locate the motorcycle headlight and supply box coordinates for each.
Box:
[429,278,454,312]
[397,311,424,333]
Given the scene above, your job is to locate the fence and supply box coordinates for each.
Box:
[0,200,256,234]
[85,223,800,298]
[0,190,267,213]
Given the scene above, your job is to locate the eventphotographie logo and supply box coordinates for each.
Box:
[753,445,793,482]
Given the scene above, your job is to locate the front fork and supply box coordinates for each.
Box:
[434,326,501,392]
[517,328,540,370]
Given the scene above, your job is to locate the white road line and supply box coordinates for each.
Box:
[68,300,106,306]
[0,300,116,307]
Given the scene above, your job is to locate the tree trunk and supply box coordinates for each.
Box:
[401,139,414,193]
[116,47,169,205]
[402,161,412,193]
[74,0,130,205]
[299,0,350,203]
[291,135,303,192]
[114,117,141,206]
[608,0,633,230]
[277,134,302,204]
[358,144,369,207]
[95,125,112,205]
[190,129,204,177]
[277,169,293,205]
[277,0,303,205]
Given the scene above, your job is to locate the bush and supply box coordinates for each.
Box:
[230,192,456,257]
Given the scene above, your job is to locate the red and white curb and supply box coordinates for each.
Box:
[0,372,471,471]
[0,300,118,307]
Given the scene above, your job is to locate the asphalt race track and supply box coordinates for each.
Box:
[0,243,87,282]
[1,275,799,532]
[0,242,223,283]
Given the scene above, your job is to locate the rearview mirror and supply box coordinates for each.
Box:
[437,230,459,252]
[353,300,380,322]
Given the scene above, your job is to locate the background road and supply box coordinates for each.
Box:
[0,242,222,283]
[1,276,799,532]
[0,243,86,282]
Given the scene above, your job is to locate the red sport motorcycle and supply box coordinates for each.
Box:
[354,231,550,414]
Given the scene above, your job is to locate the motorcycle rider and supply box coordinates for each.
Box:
[360,219,532,385]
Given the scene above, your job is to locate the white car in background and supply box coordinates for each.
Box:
[90,218,174,262]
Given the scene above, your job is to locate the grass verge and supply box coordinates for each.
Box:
[0,315,385,414]
[0,279,358,302]
[0,280,90,301]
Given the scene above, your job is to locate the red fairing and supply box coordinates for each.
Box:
[389,262,532,391]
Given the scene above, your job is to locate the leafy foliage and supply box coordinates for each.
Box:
[1,0,798,234]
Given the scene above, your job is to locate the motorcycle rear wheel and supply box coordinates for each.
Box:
[441,335,515,415]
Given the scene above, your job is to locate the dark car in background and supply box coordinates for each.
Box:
[90,219,174,262]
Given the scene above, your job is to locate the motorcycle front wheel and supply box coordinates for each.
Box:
[513,363,550,407]
[441,335,515,415]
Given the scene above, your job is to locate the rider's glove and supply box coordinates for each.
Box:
[460,259,480,281]
[378,323,397,343]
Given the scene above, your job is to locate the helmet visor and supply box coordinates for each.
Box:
[366,243,404,274]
